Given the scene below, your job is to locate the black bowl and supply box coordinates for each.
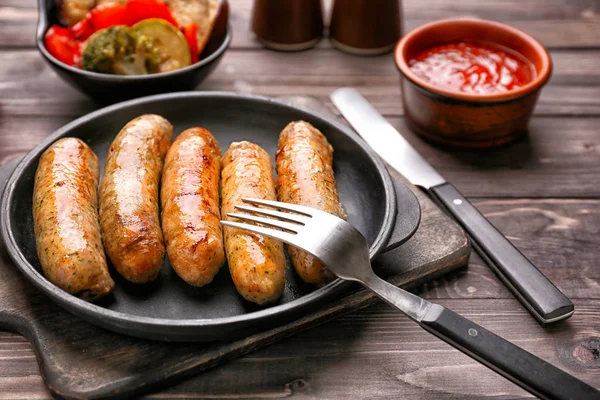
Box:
[36,0,232,103]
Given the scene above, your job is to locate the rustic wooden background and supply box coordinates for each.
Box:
[0,0,599,398]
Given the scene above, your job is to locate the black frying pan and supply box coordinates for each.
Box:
[0,92,420,342]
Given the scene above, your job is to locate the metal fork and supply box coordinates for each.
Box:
[222,198,598,400]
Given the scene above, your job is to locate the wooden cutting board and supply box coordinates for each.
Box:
[0,98,470,399]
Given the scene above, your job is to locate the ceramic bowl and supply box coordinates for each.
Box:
[37,0,231,103]
[395,18,552,148]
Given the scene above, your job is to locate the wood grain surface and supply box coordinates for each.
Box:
[0,0,599,398]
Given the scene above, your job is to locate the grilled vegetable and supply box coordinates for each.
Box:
[165,0,219,55]
[82,26,142,74]
[60,0,95,27]
[133,19,191,72]
[45,26,82,65]
[47,0,201,72]
[66,0,178,33]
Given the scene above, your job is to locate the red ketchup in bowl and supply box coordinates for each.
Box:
[408,42,536,94]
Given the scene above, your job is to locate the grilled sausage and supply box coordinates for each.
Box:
[33,137,114,301]
[99,114,173,283]
[276,121,346,285]
[164,0,220,53]
[161,128,225,286]
[221,141,286,304]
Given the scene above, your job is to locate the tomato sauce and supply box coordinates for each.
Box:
[408,42,535,95]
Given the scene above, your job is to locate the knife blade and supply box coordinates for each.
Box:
[330,87,574,324]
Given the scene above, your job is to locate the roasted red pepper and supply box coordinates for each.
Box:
[124,0,178,27]
[71,0,177,41]
[44,26,80,66]
[72,3,127,41]
[182,23,199,63]
[46,0,185,66]
[89,3,129,32]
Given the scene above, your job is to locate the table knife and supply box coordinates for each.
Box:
[330,87,574,325]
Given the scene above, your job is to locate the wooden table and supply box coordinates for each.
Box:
[1,0,599,398]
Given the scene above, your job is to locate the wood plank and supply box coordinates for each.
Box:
[417,199,600,300]
[3,48,599,85]
[0,299,598,399]
[0,333,49,399]
[382,117,600,198]
[2,0,599,49]
[2,115,599,198]
[200,49,600,85]
[0,49,598,120]
[0,117,75,165]
[153,299,600,400]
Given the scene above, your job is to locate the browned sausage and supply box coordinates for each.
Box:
[221,141,286,304]
[99,114,173,283]
[276,121,346,285]
[33,137,115,301]
[161,127,225,286]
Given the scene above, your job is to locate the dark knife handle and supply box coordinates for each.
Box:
[420,304,599,400]
[430,182,574,324]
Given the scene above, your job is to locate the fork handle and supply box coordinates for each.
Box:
[419,304,599,400]
[362,276,597,400]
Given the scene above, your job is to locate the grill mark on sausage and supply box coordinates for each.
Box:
[99,114,173,284]
[161,127,225,287]
[33,137,115,300]
[276,121,345,286]
[221,141,286,305]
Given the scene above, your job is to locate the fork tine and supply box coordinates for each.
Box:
[242,198,314,216]
[220,220,297,244]
[235,204,307,224]
[227,212,299,233]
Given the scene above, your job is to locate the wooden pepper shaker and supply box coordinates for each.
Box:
[329,0,402,55]
[251,0,324,51]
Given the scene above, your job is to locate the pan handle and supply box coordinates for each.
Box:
[381,179,421,253]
